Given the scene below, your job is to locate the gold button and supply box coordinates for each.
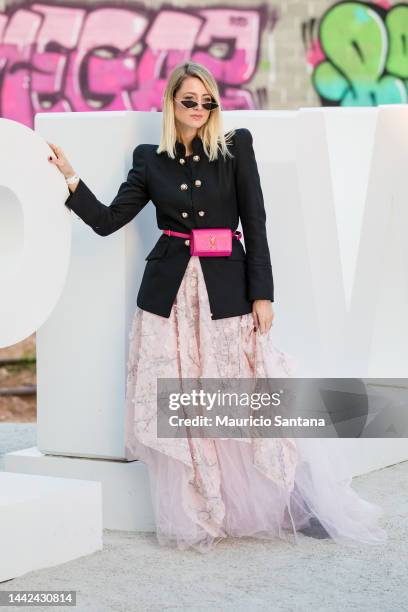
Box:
[193,155,200,162]
[180,183,188,191]
[198,210,205,217]
[181,211,188,218]
[184,239,190,246]
[195,179,202,187]
[179,158,185,164]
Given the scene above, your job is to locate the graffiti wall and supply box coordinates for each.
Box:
[1,0,408,126]
[0,2,275,127]
[305,1,408,106]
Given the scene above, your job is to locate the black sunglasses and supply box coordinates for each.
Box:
[174,98,219,111]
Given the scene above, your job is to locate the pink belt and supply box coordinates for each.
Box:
[162,228,242,240]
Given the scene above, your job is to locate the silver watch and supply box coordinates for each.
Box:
[65,173,80,185]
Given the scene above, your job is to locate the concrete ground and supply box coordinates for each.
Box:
[0,423,406,612]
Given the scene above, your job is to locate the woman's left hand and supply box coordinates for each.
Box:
[252,300,274,335]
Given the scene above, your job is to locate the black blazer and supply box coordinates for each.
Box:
[64,127,274,320]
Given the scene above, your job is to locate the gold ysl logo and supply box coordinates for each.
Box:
[209,235,216,249]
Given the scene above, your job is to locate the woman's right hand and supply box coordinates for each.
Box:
[47,142,76,179]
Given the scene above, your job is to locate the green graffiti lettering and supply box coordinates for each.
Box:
[311,1,408,106]
[386,6,408,78]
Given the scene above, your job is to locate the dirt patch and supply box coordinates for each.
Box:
[0,333,37,423]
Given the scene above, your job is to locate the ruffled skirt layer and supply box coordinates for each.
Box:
[125,256,387,553]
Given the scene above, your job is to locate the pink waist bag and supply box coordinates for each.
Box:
[163,228,242,256]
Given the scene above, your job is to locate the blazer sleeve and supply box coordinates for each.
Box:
[234,128,274,302]
[64,144,150,236]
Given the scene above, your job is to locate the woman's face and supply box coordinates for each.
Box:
[173,76,213,133]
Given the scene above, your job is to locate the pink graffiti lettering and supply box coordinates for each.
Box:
[0,2,271,127]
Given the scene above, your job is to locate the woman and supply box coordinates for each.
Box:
[47,61,387,553]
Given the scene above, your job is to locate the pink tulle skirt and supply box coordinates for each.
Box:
[125,256,387,553]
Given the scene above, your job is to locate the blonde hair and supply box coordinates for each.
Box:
[156,61,235,162]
